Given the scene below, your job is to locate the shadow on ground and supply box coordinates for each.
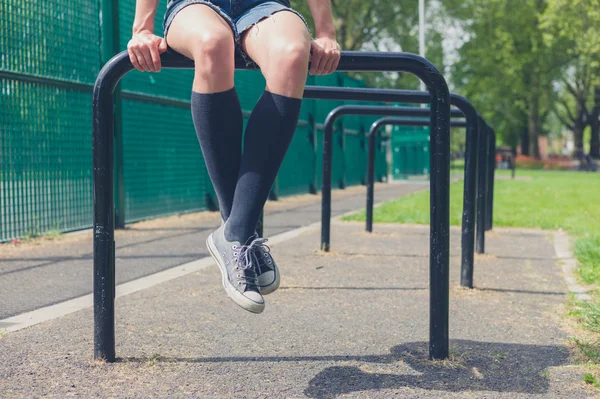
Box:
[121,340,569,398]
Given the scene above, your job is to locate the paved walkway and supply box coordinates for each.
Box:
[0,183,425,319]
[0,211,594,397]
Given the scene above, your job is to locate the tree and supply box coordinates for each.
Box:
[442,0,566,156]
[542,0,600,157]
[291,0,445,89]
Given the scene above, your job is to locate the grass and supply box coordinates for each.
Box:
[345,170,600,236]
[344,169,600,362]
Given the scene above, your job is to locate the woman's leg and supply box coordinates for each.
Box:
[167,5,242,220]
[225,11,311,242]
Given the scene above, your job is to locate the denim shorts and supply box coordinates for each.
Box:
[162,0,309,65]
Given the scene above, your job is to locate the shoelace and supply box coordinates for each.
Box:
[230,235,267,287]
[253,239,272,275]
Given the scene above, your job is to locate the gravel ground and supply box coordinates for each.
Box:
[0,221,594,398]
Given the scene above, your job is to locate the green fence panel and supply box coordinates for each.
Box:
[0,0,389,240]
[121,100,208,222]
[391,126,430,180]
[0,0,100,241]
[344,131,367,186]
[375,131,388,181]
[276,125,316,197]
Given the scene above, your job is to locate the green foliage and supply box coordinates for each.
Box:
[442,0,568,149]
[290,0,444,89]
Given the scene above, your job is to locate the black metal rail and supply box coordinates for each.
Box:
[92,49,451,362]
[318,92,481,289]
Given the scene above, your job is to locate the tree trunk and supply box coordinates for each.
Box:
[591,86,600,157]
[527,95,540,158]
[520,125,530,155]
[573,99,585,155]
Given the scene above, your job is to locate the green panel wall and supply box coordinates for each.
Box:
[122,100,208,222]
[391,126,430,180]
[1,0,391,240]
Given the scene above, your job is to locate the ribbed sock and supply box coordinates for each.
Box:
[190,88,243,220]
[225,91,302,242]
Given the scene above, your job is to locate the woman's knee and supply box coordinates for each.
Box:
[266,36,311,76]
[190,30,235,76]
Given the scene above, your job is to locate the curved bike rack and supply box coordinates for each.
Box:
[318,92,481,287]
[92,49,451,361]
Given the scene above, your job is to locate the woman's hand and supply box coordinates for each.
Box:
[309,36,341,76]
[127,30,168,72]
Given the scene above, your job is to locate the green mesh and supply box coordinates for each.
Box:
[0,78,94,241]
[344,130,367,186]
[391,126,430,179]
[0,0,101,83]
[121,100,209,222]
[1,0,389,240]
[277,125,316,197]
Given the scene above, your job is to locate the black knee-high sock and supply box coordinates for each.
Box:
[191,88,243,220]
[225,91,302,242]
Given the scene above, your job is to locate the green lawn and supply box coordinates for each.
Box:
[345,169,600,354]
[345,169,599,237]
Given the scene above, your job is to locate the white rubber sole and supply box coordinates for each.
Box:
[206,234,265,314]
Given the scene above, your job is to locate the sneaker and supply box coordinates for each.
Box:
[219,218,280,296]
[206,224,265,314]
[252,237,280,295]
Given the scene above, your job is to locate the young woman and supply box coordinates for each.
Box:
[127,0,340,314]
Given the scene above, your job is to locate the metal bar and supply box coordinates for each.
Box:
[319,94,480,290]
[486,129,496,231]
[475,116,489,254]
[93,49,451,361]
[366,117,468,233]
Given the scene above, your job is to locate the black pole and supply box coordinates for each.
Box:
[319,94,480,289]
[93,50,451,361]
[485,129,496,231]
[475,116,489,254]
[366,117,467,234]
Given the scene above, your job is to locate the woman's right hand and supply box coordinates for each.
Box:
[127,30,168,72]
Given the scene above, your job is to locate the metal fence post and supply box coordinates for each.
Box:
[316,96,479,290]
[101,0,125,229]
[367,117,468,235]
[475,116,489,254]
[486,130,496,231]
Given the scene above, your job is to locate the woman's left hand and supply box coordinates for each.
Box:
[309,36,341,76]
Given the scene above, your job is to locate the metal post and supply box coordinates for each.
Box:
[316,94,479,289]
[101,0,125,229]
[366,118,467,234]
[486,129,496,231]
[366,126,376,233]
[475,116,489,254]
[93,50,451,361]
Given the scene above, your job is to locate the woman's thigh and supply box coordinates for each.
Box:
[241,11,310,97]
[166,3,234,60]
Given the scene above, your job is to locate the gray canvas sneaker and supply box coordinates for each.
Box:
[219,218,280,296]
[206,224,265,314]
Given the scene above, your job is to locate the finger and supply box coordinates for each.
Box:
[128,50,143,72]
[314,50,331,75]
[327,50,341,74]
[158,38,168,53]
[149,46,161,71]
[309,42,324,75]
[322,55,337,75]
[137,48,154,72]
